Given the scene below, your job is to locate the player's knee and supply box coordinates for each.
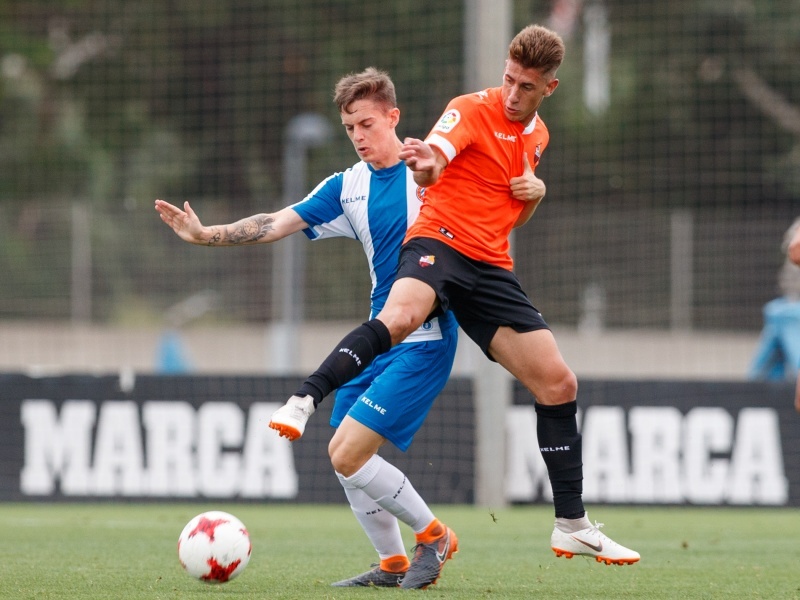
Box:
[562,369,579,401]
[378,310,423,343]
[327,436,341,462]
[328,438,367,477]
[539,368,578,405]
[329,447,366,478]
[328,443,349,476]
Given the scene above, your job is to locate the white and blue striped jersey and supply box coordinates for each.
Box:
[291,160,457,343]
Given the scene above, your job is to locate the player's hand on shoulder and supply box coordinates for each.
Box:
[510,153,546,202]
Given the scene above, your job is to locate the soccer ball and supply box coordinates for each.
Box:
[177,511,252,583]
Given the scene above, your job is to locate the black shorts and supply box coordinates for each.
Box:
[397,237,549,359]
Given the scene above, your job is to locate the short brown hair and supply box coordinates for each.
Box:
[334,67,397,114]
[508,25,565,76]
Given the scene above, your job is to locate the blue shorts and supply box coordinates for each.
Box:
[329,333,457,452]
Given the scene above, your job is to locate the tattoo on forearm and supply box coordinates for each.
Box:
[207,231,222,246]
[225,215,275,244]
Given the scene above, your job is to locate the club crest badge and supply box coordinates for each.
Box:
[419,255,435,268]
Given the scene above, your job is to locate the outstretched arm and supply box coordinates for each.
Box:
[155,199,308,246]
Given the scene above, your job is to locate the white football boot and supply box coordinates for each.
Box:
[551,516,640,565]
[268,394,315,441]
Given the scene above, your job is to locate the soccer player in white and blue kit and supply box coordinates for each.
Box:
[155,68,458,589]
[290,150,457,452]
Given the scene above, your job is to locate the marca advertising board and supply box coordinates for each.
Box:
[0,374,474,504]
[507,380,798,506]
[0,374,796,505]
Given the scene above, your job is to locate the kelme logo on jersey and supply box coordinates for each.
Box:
[434,109,461,133]
[419,255,435,268]
[495,131,517,142]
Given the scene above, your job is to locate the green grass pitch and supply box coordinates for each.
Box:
[1,503,798,599]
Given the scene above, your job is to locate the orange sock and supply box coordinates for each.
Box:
[380,554,410,573]
[415,518,446,544]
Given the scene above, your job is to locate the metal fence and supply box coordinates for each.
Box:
[2,1,798,338]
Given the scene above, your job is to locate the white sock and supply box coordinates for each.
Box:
[555,513,592,533]
[337,473,406,561]
[343,454,435,534]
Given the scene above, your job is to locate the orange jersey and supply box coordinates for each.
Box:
[405,87,549,270]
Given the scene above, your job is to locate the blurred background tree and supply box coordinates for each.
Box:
[0,0,797,328]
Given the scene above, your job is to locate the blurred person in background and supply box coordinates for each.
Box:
[789,220,800,266]
[749,217,800,413]
[787,219,800,412]
[156,67,459,589]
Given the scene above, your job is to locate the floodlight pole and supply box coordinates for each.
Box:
[269,113,332,372]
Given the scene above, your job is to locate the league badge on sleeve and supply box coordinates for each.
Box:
[434,109,461,134]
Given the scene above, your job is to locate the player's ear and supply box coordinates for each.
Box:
[544,78,559,97]
[388,106,400,127]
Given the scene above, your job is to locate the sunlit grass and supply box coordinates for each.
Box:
[1,503,798,599]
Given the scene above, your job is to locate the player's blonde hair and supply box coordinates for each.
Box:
[508,25,565,77]
[334,67,397,114]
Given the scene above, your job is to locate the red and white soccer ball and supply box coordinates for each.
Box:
[177,511,252,583]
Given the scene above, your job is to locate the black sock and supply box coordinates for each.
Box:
[295,319,392,406]
[535,401,585,519]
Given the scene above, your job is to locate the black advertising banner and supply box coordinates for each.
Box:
[507,380,800,506]
[1,374,797,505]
[0,374,474,504]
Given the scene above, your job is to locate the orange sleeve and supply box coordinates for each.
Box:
[424,93,480,165]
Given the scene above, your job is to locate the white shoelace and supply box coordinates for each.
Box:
[585,521,607,538]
